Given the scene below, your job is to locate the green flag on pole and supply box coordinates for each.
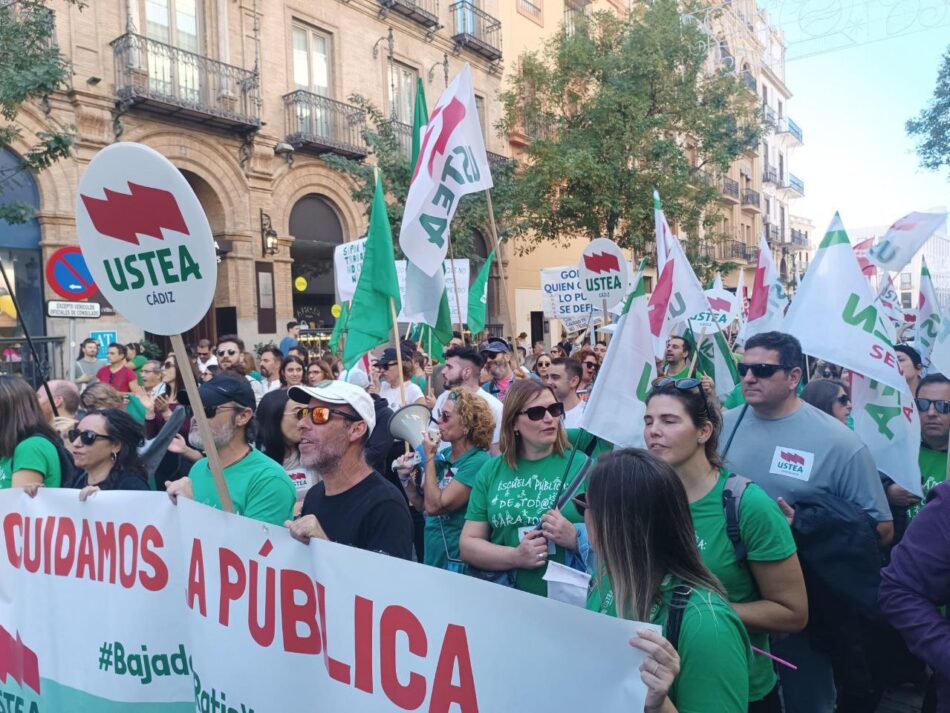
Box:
[410,77,428,170]
[467,247,495,334]
[342,173,400,368]
[328,302,349,356]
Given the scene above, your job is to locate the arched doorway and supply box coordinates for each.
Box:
[290,193,345,330]
[0,147,43,338]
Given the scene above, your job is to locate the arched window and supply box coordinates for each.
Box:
[290,193,345,328]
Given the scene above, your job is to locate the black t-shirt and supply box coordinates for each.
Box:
[72,469,150,491]
[300,471,414,560]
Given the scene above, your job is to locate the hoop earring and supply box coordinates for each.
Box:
[110,452,118,463]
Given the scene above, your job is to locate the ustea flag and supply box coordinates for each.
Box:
[399,64,493,277]
[866,210,947,273]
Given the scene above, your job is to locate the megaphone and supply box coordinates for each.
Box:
[389,403,433,449]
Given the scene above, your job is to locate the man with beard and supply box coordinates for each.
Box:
[479,338,515,401]
[165,374,295,525]
[285,380,413,559]
[258,346,283,393]
[215,334,264,405]
[431,346,502,454]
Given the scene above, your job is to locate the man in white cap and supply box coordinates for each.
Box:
[285,380,413,559]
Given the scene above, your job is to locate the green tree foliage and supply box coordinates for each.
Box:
[0,0,82,225]
[907,45,950,177]
[323,97,518,268]
[498,0,763,275]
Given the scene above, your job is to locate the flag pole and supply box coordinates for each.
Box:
[484,191,515,340]
[426,328,433,397]
[448,242,465,337]
[389,297,407,405]
[689,325,709,376]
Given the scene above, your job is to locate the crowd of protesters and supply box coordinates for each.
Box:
[2,324,948,712]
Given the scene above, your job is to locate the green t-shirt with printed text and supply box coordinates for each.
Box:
[465,450,587,596]
[908,446,948,520]
[587,574,750,712]
[191,447,296,526]
[690,469,796,701]
[423,447,491,570]
[0,435,62,489]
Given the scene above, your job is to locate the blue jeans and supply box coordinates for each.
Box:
[772,632,836,713]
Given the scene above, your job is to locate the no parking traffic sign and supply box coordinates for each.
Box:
[45,246,98,301]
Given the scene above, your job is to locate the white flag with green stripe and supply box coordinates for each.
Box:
[694,328,740,399]
[580,259,655,448]
[783,212,909,395]
[915,256,942,374]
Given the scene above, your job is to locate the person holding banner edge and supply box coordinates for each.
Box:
[460,379,586,596]
[0,375,63,489]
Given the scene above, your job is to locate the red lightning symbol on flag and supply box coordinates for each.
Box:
[583,252,621,274]
[80,183,188,245]
[708,296,731,311]
[747,263,769,321]
[0,626,40,694]
[413,98,467,183]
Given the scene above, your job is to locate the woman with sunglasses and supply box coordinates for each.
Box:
[459,379,586,596]
[581,448,752,712]
[68,409,149,493]
[398,390,494,572]
[800,379,851,426]
[644,378,807,712]
[0,375,63,489]
[574,347,599,401]
[256,389,319,513]
[532,354,552,380]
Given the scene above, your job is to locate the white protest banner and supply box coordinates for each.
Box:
[541,266,593,321]
[334,238,368,303]
[75,143,217,335]
[851,374,923,497]
[578,238,630,310]
[396,259,469,324]
[0,490,651,711]
[399,65,493,277]
[866,210,948,273]
[784,213,910,395]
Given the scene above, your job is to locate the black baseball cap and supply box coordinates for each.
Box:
[479,337,512,355]
[376,347,410,368]
[178,374,256,412]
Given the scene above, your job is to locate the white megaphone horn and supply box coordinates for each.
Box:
[389,403,433,449]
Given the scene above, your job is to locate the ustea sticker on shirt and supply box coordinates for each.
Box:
[769,446,815,481]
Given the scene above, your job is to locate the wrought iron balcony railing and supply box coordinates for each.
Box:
[378,0,440,29]
[284,90,368,160]
[778,116,803,144]
[728,240,750,262]
[762,104,777,126]
[450,1,502,62]
[765,223,781,244]
[742,188,761,210]
[486,151,512,168]
[741,69,757,93]
[518,0,542,20]
[111,32,260,130]
[763,164,778,184]
[721,176,740,201]
[790,228,809,248]
[384,120,413,160]
[788,173,805,196]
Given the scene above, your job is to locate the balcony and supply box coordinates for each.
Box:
[727,240,750,262]
[741,69,757,93]
[778,173,805,199]
[378,0,440,29]
[691,167,717,189]
[761,104,777,127]
[777,116,803,147]
[450,1,502,62]
[381,120,413,160]
[486,151,512,168]
[111,32,261,131]
[284,91,368,160]
[789,228,810,250]
[741,188,761,212]
[762,164,779,185]
[517,0,543,21]
[721,176,740,203]
[765,222,782,244]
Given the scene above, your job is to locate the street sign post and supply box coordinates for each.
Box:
[46,301,102,319]
[75,142,232,512]
[45,246,99,301]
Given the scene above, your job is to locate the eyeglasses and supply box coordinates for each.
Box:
[916,398,950,414]
[836,394,851,406]
[184,405,241,419]
[216,348,238,357]
[737,363,795,379]
[517,402,565,421]
[438,410,452,423]
[68,430,116,446]
[536,361,551,368]
[583,361,598,370]
[652,377,711,417]
[295,406,361,425]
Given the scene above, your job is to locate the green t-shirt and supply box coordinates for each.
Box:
[567,428,614,461]
[465,450,587,596]
[690,469,796,701]
[423,447,491,570]
[410,375,426,391]
[587,575,750,712]
[125,394,147,424]
[191,448,296,526]
[0,435,62,489]
[908,446,948,520]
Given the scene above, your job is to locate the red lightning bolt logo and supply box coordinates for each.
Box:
[80,183,188,245]
[708,296,731,311]
[583,252,621,274]
[412,98,467,183]
[0,626,40,694]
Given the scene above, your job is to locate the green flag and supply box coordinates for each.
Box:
[467,247,495,334]
[343,173,400,368]
[328,302,349,356]
[410,77,428,170]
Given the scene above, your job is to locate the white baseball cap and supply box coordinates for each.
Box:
[288,380,376,435]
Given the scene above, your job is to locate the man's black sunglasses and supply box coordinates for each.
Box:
[517,402,565,421]
[916,398,950,414]
[184,405,241,419]
[737,363,796,379]
[653,377,711,417]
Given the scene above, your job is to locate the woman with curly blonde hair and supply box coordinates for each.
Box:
[398,388,495,572]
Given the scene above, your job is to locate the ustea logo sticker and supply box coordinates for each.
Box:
[769,446,814,481]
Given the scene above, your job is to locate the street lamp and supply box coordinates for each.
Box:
[260,209,278,257]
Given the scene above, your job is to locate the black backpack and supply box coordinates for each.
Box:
[722,473,752,565]
[38,433,80,489]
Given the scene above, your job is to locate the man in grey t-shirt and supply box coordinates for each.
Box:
[72,337,106,392]
[720,331,892,713]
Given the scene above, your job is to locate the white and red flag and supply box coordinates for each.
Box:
[739,234,786,341]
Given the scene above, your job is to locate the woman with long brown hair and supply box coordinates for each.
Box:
[460,378,585,596]
[0,375,63,489]
[582,448,751,712]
